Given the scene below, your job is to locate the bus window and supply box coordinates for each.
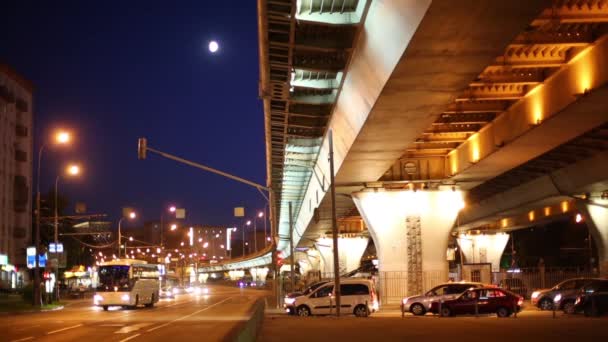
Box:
[97,265,131,291]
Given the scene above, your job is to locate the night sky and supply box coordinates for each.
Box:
[1,1,267,229]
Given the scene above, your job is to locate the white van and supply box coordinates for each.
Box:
[284,279,379,317]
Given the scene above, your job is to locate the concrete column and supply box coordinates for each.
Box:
[315,237,369,276]
[457,233,509,272]
[577,200,608,277]
[353,190,463,302]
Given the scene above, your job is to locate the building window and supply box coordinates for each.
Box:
[13,175,28,212]
[15,149,27,162]
[15,124,28,137]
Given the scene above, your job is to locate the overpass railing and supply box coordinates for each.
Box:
[197,244,275,273]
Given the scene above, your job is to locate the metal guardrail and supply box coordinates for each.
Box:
[197,245,274,272]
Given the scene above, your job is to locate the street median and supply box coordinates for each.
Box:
[224,297,265,342]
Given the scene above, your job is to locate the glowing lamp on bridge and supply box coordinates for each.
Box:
[528,210,536,222]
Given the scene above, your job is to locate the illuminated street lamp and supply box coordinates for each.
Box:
[118,210,137,258]
[53,163,81,300]
[34,129,72,306]
[160,204,179,247]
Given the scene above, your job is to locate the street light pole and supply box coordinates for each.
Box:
[254,216,258,253]
[34,144,46,307]
[53,175,59,301]
[118,217,125,258]
[329,130,341,317]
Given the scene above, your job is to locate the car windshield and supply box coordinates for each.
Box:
[303,282,327,295]
[97,265,131,291]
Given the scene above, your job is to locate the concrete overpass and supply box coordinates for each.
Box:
[202,0,608,296]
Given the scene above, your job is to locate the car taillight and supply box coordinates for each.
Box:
[517,297,523,306]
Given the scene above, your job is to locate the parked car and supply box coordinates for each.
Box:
[574,279,608,317]
[429,287,523,317]
[285,281,329,310]
[531,278,604,311]
[401,282,485,316]
[284,279,378,317]
[498,278,528,298]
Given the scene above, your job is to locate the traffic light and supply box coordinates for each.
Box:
[274,250,284,267]
[137,137,147,160]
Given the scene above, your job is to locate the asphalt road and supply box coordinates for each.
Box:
[3,285,267,342]
[260,306,608,342]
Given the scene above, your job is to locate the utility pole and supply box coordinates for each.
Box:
[329,130,341,317]
[289,202,295,293]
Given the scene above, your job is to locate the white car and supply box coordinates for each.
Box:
[285,279,379,317]
[402,282,484,316]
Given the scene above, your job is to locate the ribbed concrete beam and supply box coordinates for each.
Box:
[449,35,608,186]
[458,150,608,228]
[335,0,548,183]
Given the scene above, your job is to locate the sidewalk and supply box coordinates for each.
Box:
[0,293,90,314]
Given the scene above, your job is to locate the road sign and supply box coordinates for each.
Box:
[26,247,47,269]
[234,207,244,217]
[49,243,64,253]
[75,202,87,213]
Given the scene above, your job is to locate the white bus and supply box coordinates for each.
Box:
[94,259,160,311]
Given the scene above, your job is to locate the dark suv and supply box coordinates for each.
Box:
[531,278,604,311]
[574,279,608,317]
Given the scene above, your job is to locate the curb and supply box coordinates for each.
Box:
[0,305,65,315]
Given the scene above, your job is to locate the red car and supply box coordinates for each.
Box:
[430,287,523,317]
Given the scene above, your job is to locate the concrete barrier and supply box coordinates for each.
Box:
[224,297,266,342]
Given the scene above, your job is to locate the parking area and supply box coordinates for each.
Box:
[259,307,608,342]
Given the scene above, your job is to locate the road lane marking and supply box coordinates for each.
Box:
[47,324,83,335]
[10,337,34,342]
[115,323,152,334]
[119,333,141,342]
[146,296,233,332]
[100,324,126,327]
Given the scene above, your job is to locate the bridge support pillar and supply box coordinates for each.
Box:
[315,236,369,277]
[457,233,509,272]
[577,200,608,277]
[353,190,463,303]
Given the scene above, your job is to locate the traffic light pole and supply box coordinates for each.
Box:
[329,130,341,317]
[137,138,281,301]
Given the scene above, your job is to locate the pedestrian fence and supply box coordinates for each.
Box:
[287,267,599,305]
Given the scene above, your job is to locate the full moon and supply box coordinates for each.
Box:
[209,41,219,53]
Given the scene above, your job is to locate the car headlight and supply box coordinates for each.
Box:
[284,297,296,305]
[554,294,562,303]
[402,298,408,305]
[202,288,209,294]
[94,294,103,304]
[194,287,202,295]
[531,291,540,299]
[121,294,130,301]
[172,288,179,294]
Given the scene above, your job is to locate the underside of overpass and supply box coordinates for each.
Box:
[205,1,608,276]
